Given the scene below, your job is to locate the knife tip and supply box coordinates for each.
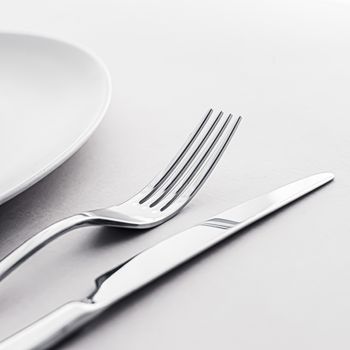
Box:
[318,172,335,183]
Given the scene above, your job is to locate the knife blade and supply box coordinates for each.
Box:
[0,173,334,350]
[91,172,334,304]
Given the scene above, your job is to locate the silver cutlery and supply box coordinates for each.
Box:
[0,172,334,350]
[0,110,241,281]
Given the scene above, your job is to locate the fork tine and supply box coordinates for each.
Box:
[138,109,213,204]
[145,111,223,206]
[159,115,241,211]
[148,113,231,208]
[149,113,236,208]
[139,109,221,204]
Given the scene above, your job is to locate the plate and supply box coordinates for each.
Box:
[0,32,111,205]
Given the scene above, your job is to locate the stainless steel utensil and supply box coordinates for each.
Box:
[0,110,241,281]
[0,173,334,350]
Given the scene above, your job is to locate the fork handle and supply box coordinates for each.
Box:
[0,214,91,281]
[0,301,103,350]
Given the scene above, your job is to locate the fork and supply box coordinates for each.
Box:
[0,110,241,281]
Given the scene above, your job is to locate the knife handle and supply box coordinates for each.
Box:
[0,301,102,350]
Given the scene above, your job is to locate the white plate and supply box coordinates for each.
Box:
[0,32,111,205]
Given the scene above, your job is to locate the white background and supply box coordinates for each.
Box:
[0,0,350,349]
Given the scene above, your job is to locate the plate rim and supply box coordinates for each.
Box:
[0,31,112,205]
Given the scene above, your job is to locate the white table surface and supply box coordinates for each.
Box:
[0,0,349,349]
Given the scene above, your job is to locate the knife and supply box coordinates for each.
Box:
[0,172,334,350]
